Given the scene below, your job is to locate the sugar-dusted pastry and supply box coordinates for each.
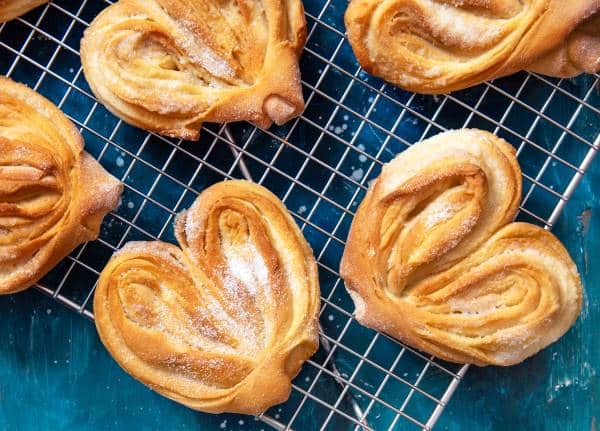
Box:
[0,0,46,23]
[94,180,320,414]
[81,0,307,140]
[0,77,123,294]
[341,129,582,366]
[345,0,600,93]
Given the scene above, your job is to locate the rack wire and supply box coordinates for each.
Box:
[1,1,598,430]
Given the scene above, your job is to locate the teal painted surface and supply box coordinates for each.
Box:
[0,166,597,431]
[0,293,260,430]
[0,1,597,429]
[0,164,597,431]
[436,165,600,431]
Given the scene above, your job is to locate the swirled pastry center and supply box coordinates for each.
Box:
[0,77,122,294]
[94,180,320,414]
[345,0,600,92]
[341,129,582,366]
[81,0,307,139]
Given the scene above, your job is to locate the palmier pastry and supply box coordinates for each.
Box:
[0,0,46,23]
[81,0,307,140]
[345,0,600,93]
[94,180,320,414]
[0,77,123,294]
[341,129,582,366]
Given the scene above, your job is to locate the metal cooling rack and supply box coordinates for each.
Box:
[1,1,599,430]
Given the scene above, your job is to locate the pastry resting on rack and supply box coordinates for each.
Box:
[80,0,307,140]
[94,180,320,414]
[345,0,600,93]
[340,129,582,366]
[0,0,46,23]
[0,77,123,294]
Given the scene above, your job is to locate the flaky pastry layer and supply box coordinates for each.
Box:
[341,129,582,366]
[81,0,307,140]
[0,77,123,294]
[0,0,46,23]
[94,180,320,414]
[345,0,600,93]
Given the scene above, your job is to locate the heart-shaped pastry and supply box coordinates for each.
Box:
[81,0,307,140]
[0,0,46,23]
[345,0,600,93]
[94,180,320,414]
[341,129,582,366]
[0,77,123,294]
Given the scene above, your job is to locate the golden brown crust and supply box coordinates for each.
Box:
[81,0,307,140]
[345,0,600,94]
[340,129,582,366]
[0,0,46,23]
[94,180,320,414]
[0,77,123,294]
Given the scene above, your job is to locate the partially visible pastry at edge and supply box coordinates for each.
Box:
[0,0,46,23]
[345,0,600,93]
[340,129,582,366]
[81,0,307,140]
[0,77,123,294]
[94,180,320,414]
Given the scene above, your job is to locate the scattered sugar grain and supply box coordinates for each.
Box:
[351,168,364,181]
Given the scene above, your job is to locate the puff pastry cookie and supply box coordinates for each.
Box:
[341,129,582,366]
[81,0,307,140]
[0,77,123,294]
[345,0,600,93]
[0,0,46,23]
[94,180,320,414]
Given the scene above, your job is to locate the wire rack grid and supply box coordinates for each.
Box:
[1,1,599,430]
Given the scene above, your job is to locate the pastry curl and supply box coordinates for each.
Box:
[345,0,600,93]
[0,0,46,23]
[81,0,307,140]
[341,129,582,366]
[0,77,123,294]
[94,180,320,414]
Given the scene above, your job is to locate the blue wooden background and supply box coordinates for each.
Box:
[0,1,597,429]
[0,159,597,430]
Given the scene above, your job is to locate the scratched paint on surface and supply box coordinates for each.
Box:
[437,167,600,431]
[0,0,598,429]
[0,159,597,431]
